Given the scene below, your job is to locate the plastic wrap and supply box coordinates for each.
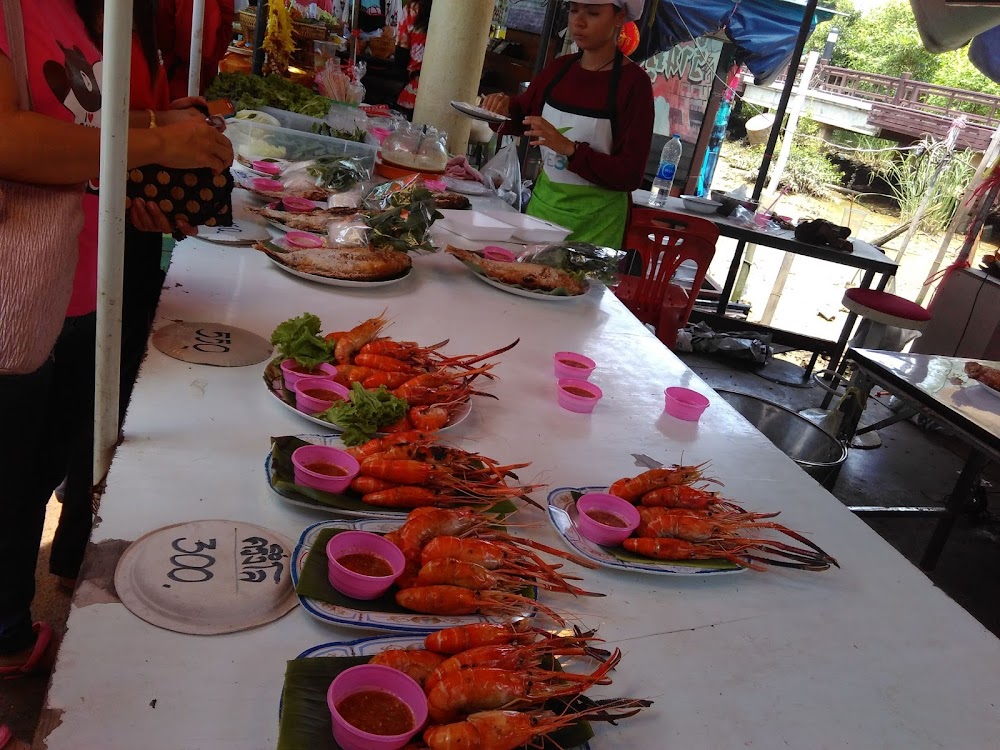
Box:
[327,217,370,248]
[362,180,442,253]
[520,242,628,285]
[381,122,449,173]
[481,142,522,210]
[282,155,371,194]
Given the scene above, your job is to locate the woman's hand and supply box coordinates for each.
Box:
[523,115,575,157]
[157,118,234,174]
[480,93,510,117]
[128,198,197,236]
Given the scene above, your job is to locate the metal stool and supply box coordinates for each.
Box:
[812,289,932,446]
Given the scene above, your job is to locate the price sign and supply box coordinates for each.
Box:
[152,321,273,367]
[114,520,298,635]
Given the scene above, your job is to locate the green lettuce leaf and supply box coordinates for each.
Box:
[270,313,336,369]
[316,383,408,446]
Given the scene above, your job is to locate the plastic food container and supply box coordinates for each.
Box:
[483,212,572,243]
[556,379,603,413]
[553,352,596,381]
[437,209,515,242]
[325,531,406,600]
[252,160,282,176]
[292,444,360,494]
[252,177,284,192]
[327,663,428,750]
[285,231,325,249]
[281,196,317,213]
[483,246,517,263]
[576,492,640,546]
[280,359,337,390]
[293,377,351,415]
[664,386,710,422]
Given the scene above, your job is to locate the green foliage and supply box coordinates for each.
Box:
[875,143,977,231]
[805,0,860,61]
[722,138,844,197]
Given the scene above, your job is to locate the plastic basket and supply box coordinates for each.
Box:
[225,118,377,171]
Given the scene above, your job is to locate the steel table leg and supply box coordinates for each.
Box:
[820,270,876,409]
[919,451,989,571]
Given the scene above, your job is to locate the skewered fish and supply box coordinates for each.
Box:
[255,241,412,281]
[445,246,587,296]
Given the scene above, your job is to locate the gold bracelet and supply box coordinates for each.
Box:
[147,109,157,128]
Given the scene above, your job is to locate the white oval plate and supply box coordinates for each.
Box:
[450,100,509,124]
[264,433,408,521]
[546,487,745,576]
[292,519,536,632]
[297,633,426,659]
[265,374,473,433]
[264,254,413,288]
[976,381,1000,401]
[469,268,591,302]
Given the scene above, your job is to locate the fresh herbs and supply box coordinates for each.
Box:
[305,156,370,191]
[310,122,367,143]
[270,313,335,368]
[207,73,332,119]
[526,242,626,285]
[363,185,442,253]
[317,383,409,446]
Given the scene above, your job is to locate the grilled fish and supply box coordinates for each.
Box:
[256,241,412,281]
[251,204,362,233]
[446,245,587,296]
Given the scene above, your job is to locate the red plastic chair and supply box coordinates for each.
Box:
[615,209,719,349]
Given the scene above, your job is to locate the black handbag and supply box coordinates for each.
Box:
[125,165,234,228]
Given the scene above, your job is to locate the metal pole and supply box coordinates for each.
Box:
[533,0,559,75]
[767,50,820,194]
[750,0,818,203]
[94,0,133,481]
[251,1,269,76]
[187,0,206,95]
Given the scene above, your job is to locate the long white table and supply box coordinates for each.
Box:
[39,203,1000,749]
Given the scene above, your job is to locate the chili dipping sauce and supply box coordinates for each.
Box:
[337,689,414,735]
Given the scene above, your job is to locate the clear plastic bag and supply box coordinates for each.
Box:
[282,155,371,194]
[481,141,522,211]
[316,60,365,104]
[381,122,449,173]
[327,217,370,248]
[519,242,627,285]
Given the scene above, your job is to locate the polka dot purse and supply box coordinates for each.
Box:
[125,166,235,228]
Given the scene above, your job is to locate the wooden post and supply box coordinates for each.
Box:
[760,251,796,326]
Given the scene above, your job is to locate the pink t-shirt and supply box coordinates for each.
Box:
[0,0,103,317]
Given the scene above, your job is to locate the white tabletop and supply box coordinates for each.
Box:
[41,200,1000,749]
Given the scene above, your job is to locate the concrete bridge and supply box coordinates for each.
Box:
[742,64,1000,151]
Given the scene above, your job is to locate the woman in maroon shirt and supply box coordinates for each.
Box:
[482,0,651,248]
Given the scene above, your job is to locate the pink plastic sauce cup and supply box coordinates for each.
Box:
[280,359,337,391]
[292,444,360,494]
[482,246,517,262]
[285,230,325,249]
[293,377,351,415]
[327,663,428,750]
[252,177,284,192]
[553,351,596,381]
[369,127,391,144]
[280,196,318,213]
[252,160,282,176]
[423,178,448,192]
[576,492,640,546]
[556,379,603,414]
[325,531,406,601]
[664,386,710,422]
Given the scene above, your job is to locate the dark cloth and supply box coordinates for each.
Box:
[499,54,655,193]
[50,228,165,579]
[0,360,58,654]
[358,0,387,33]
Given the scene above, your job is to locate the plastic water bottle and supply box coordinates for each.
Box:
[649,135,682,208]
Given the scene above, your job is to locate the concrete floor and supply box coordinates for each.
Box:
[2,356,999,745]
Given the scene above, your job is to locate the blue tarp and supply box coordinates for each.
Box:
[636,0,835,85]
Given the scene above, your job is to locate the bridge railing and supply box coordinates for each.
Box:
[774,63,1000,129]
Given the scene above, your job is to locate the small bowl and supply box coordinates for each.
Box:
[327,663,428,750]
[281,196,318,213]
[293,377,351,415]
[285,230,325,249]
[553,351,596,380]
[252,159,282,176]
[292,444,360,494]
[576,492,640,546]
[482,246,517,263]
[252,177,284,192]
[423,178,448,192]
[280,359,337,390]
[325,531,406,600]
[664,386,710,422]
[680,195,722,214]
[556,378,603,414]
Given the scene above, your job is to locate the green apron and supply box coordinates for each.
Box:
[525,51,628,248]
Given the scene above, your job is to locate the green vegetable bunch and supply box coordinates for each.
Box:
[207,73,332,119]
[317,383,409,446]
[305,156,370,191]
[526,242,626,286]
[363,184,442,253]
[270,313,335,368]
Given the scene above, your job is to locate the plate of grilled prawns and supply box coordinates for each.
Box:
[280,630,653,750]
[548,464,839,576]
[290,509,605,633]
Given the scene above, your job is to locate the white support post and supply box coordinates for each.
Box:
[766,51,820,195]
[94,0,133,481]
[188,0,207,96]
[760,252,796,326]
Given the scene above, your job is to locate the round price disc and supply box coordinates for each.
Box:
[114,519,298,635]
[152,321,273,367]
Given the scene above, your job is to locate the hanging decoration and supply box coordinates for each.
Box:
[618,21,640,56]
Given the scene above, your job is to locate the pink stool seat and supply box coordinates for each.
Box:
[842,288,931,331]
